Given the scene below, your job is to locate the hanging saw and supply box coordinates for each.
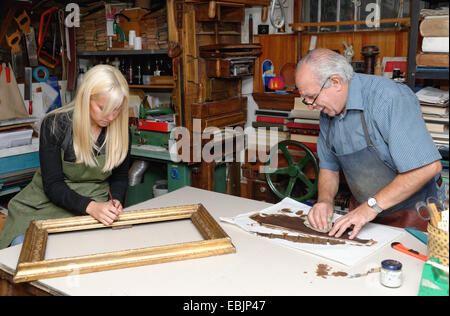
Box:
[38,6,59,69]
[15,10,39,67]
[5,29,24,79]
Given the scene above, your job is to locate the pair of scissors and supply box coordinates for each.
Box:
[415,197,444,223]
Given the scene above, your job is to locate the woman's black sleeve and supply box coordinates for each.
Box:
[108,130,132,205]
[39,117,93,215]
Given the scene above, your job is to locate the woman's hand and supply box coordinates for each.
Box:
[86,200,123,225]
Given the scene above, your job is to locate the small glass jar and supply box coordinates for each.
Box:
[380,260,403,288]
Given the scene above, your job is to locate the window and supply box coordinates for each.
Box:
[302,0,410,32]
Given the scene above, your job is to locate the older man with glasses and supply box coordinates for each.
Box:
[295,48,446,239]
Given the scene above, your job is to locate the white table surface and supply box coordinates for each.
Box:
[0,186,428,296]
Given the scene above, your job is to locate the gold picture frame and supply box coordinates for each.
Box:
[13,204,235,283]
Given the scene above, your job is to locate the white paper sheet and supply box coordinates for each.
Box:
[220,198,404,266]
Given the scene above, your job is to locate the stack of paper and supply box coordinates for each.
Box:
[416,87,449,145]
[416,87,449,105]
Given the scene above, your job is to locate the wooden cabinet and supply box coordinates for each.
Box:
[175,1,265,191]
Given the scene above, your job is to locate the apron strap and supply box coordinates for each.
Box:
[326,110,373,151]
[359,111,373,147]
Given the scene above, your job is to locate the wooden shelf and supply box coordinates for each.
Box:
[252,92,299,111]
[196,31,241,36]
[77,49,167,56]
[415,68,449,80]
[129,84,175,89]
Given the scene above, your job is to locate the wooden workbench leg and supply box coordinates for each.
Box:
[229,162,241,197]
[191,161,215,191]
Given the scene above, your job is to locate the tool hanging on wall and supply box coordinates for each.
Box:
[0,8,17,49]
[24,67,33,115]
[38,6,60,69]
[5,29,24,79]
[269,0,286,29]
[66,26,76,91]
[15,10,38,67]
[58,9,67,81]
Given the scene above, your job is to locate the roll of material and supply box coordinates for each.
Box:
[128,30,136,47]
[134,37,142,50]
[33,66,49,82]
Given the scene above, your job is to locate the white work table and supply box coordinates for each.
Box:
[0,186,427,296]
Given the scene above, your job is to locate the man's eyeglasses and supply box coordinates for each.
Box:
[302,77,330,107]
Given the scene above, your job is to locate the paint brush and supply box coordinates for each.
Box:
[108,188,119,211]
[108,188,130,230]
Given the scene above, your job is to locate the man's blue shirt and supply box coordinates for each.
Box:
[318,73,442,173]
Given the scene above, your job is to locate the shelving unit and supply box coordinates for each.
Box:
[406,0,449,90]
[128,83,176,90]
[77,48,174,90]
[406,0,449,186]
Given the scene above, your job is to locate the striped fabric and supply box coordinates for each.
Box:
[318,73,442,173]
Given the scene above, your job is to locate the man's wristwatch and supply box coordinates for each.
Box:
[367,196,383,213]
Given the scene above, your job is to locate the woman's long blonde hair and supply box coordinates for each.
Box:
[50,65,129,172]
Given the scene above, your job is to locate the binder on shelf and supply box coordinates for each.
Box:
[286,121,320,130]
[254,109,290,118]
[293,118,320,125]
[256,116,290,124]
[290,98,321,120]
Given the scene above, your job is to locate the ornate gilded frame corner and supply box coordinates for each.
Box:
[13,204,235,283]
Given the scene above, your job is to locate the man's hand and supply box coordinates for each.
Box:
[308,201,334,231]
[328,204,378,239]
[86,200,122,226]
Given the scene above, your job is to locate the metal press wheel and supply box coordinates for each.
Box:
[264,140,319,202]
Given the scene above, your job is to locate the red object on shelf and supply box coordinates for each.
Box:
[256,116,288,124]
[269,76,284,90]
[287,142,317,153]
[138,120,173,132]
[286,122,320,130]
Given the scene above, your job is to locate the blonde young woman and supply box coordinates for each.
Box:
[0,65,131,248]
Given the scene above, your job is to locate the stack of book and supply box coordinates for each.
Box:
[140,7,168,50]
[250,109,290,151]
[417,11,449,68]
[76,3,108,51]
[416,87,449,146]
[140,14,159,50]
[288,98,321,152]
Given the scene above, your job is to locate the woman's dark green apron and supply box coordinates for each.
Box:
[0,153,110,249]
